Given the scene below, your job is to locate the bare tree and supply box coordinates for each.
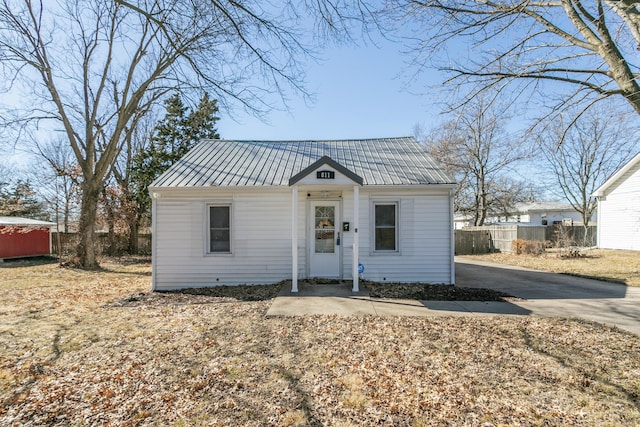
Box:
[33,139,81,234]
[107,102,159,255]
[0,161,15,187]
[538,105,638,236]
[421,96,532,225]
[0,0,367,267]
[386,0,640,123]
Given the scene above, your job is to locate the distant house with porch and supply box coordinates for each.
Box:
[593,152,640,251]
[149,137,456,292]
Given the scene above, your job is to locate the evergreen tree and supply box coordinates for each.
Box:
[132,93,220,223]
[0,180,49,220]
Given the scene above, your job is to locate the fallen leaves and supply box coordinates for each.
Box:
[1,259,640,426]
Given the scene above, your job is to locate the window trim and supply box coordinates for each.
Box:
[372,201,399,254]
[206,203,233,255]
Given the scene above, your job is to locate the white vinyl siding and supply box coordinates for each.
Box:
[598,161,640,251]
[357,191,452,284]
[154,190,294,289]
[152,186,454,289]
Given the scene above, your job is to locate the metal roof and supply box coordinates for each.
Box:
[0,217,55,226]
[514,201,577,213]
[151,137,455,188]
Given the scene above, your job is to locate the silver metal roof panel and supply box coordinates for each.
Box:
[151,137,455,188]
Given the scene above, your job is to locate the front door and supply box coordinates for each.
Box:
[308,201,341,278]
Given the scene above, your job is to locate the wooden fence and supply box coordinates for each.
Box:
[455,225,597,255]
[454,229,492,255]
[51,232,152,257]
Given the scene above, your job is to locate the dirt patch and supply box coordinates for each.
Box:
[365,282,515,301]
[117,281,513,307]
[115,283,284,307]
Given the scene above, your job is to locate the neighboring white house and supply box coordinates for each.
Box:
[149,137,456,292]
[453,214,473,230]
[593,152,640,251]
[455,201,592,229]
[490,201,593,226]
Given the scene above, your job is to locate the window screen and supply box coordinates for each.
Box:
[209,206,230,253]
[374,203,397,251]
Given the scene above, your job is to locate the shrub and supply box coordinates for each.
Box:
[511,239,546,256]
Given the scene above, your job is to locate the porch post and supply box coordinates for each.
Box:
[291,186,299,293]
[352,185,359,292]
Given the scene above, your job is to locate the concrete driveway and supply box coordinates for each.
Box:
[266,258,640,336]
[456,256,640,335]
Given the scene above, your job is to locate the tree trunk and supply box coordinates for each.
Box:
[128,215,139,254]
[76,181,101,268]
[103,188,118,257]
[63,201,69,234]
[478,191,487,226]
[476,174,488,226]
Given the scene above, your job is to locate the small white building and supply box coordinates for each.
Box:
[149,137,456,291]
[593,152,640,251]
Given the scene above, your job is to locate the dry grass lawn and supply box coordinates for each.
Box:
[464,249,640,287]
[2,257,640,426]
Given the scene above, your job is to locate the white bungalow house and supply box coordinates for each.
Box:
[593,152,640,251]
[149,137,456,292]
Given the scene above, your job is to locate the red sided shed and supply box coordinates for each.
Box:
[0,217,55,259]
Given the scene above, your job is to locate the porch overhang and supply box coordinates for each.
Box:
[289,156,362,293]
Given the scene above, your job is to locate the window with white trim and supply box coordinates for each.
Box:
[374,202,398,252]
[208,205,231,253]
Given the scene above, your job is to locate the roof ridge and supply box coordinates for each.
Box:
[200,136,415,144]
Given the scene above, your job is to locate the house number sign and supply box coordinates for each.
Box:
[316,170,335,179]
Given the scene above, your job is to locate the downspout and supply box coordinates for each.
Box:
[352,185,360,292]
[596,195,602,248]
[450,188,455,285]
[291,186,298,292]
[151,191,158,291]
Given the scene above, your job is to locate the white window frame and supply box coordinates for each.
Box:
[206,203,233,255]
[371,201,399,254]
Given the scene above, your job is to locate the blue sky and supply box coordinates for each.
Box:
[217,37,443,141]
[5,29,444,171]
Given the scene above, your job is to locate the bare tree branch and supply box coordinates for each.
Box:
[537,102,638,231]
[387,0,640,118]
[420,93,533,225]
[0,0,373,267]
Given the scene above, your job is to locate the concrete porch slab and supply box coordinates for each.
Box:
[267,280,374,316]
[265,281,532,317]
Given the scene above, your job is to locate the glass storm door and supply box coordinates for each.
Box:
[309,201,340,278]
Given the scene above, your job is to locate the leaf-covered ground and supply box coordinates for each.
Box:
[1,258,640,426]
[465,249,640,286]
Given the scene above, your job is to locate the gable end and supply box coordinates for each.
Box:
[288,156,363,186]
